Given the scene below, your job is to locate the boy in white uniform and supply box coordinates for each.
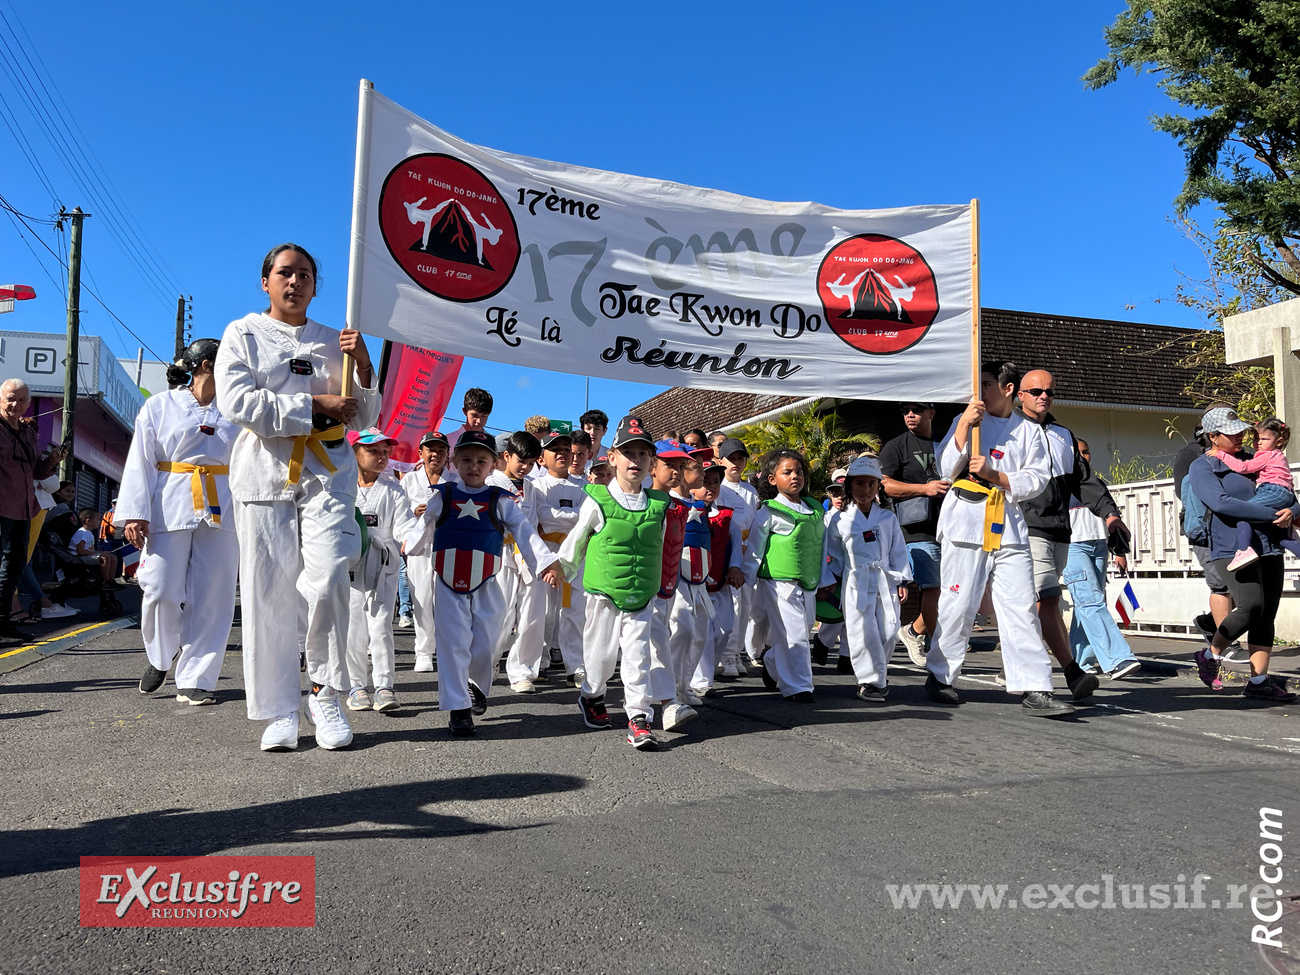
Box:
[529,433,590,685]
[404,430,558,735]
[689,461,745,698]
[401,430,448,673]
[346,428,417,713]
[823,457,911,702]
[717,438,759,675]
[559,416,672,750]
[812,469,849,669]
[215,243,380,752]
[923,360,1073,717]
[119,338,239,706]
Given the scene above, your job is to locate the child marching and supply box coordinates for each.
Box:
[822,457,911,702]
[401,429,449,673]
[689,460,745,698]
[119,339,239,706]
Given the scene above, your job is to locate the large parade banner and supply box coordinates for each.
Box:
[346,82,977,401]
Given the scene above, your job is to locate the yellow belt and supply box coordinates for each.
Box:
[157,462,229,526]
[539,530,571,607]
[286,424,345,487]
[952,478,1006,552]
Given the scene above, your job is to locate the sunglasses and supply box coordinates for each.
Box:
[1021,387,1056,398]
[901,405,929,415]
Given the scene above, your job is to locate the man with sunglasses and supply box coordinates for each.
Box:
[880,402,948,666]
[1014,370,1128,695]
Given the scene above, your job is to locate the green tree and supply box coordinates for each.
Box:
[730,404,879,494]
[1084,1,1300,294]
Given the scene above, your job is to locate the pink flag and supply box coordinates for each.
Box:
[378,344,463,471]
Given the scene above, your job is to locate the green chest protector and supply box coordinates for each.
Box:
[758,497,825,591]
[582,485,670,612]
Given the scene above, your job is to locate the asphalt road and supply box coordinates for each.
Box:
[3,624,1300,975]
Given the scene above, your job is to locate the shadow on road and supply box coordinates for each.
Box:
[4,772,585,879]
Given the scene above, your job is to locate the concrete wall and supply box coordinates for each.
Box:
[1048,404,1196,479]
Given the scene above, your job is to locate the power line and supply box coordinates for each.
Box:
[0,87,58,204]
[0,194,167,361]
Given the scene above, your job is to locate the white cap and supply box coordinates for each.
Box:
[846,456,883,479]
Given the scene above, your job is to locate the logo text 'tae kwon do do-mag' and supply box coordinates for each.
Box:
[79,856,315,927]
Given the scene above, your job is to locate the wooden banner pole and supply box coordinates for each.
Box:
[969,198,981,458]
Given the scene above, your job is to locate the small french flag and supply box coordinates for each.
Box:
[1114,581,1140,626]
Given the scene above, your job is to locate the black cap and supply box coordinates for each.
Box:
[420,430,449,448]
[539,432,573,450]
[900,401,935,411]
[453,429,497,457]
[718,437,748,459]
[610,415,655,449]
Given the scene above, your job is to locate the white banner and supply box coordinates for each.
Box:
[347,82,976,402]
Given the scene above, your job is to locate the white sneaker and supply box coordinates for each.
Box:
[305,688,353,749]
[41,603,78,619]
[510,678,536,694]
[260,712,299,751]
[662,703,698,731]
[720,654,740,678]
[414,654,434,673]
[682,688,704,707]
[397,615,413,629]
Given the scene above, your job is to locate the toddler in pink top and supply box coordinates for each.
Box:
[1209,417,1300,572]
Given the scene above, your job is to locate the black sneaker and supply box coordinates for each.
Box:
[857,684,888,704]
[139,664,167,694]
[1066,669,1100,701]
[925,671,961,706]
[1021,691,1076,718]
[786,690,815,703]
[565,672,583,687]
[627,715,657,750]
[532,669,549,684]
[549,647,564,669]
[1243,675,1298,704]
[467,680,488,716]
[1193,613,1217,643]
[760,661,778,691]
[811,636,830,666]
[176,687,216,706]
[836,654,854,675]
[578,694,612,729]
[448,708,476,736]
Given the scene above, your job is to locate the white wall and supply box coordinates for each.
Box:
[1049,404,1197,479]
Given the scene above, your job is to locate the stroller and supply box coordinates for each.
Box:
[38,506,124,616]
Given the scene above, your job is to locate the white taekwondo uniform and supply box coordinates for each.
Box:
[346,473,417,692]
[401,463,442,668]
[485,470,533,677]
[690,502,745,693]
[115,387,239,693]
[524,471,587,678]
[825,502,912,689]
[924,411,1053,693]
[404,483,555,712]
[721,477,761,665]
[215,312,379,721]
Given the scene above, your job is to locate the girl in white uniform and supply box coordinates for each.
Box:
[923,360,1073,716]
[717,439,762,672]
[346,428,417,713]
[119,339,239,706]
[743,449,827,703]
[823,456,911,702]
[215,243,380,752]
[401,430,448,673]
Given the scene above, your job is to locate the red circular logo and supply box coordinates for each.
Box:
[816,234,939,355]
[377,154,520,303]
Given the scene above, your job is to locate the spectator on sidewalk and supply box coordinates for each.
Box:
[1188,406,1299,703]
[1174,411,1235,643]
[0,378,66,641]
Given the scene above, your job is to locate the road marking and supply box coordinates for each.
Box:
[0,617,137,673]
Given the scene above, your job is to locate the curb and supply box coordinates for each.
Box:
[0,616,138,675]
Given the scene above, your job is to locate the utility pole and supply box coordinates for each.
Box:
[175,295,185,359]
[60,208,86,482]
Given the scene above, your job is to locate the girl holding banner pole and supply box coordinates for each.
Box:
[922,360,1071,716]
[215,243,380,752]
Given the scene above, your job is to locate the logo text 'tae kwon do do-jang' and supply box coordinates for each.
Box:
[816,234,939,356]
[79,856,315,928]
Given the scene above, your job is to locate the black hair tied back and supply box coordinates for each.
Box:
[168,338,221,389]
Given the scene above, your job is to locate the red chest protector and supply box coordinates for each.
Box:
[659,499,687,597]
[706,506,734,592]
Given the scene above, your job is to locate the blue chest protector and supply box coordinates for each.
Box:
[431,483,507,593]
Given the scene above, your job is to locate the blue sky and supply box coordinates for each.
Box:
[0,1,1211,432]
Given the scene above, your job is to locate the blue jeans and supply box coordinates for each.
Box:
[397,559,412,617]
[907,540,941,589]
[1063,538,1134,671]
[18,561,44,612]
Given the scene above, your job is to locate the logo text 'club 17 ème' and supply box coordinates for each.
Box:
[79,857,315,927]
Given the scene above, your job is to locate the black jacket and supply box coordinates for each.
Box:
[1012,405,1119,541]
